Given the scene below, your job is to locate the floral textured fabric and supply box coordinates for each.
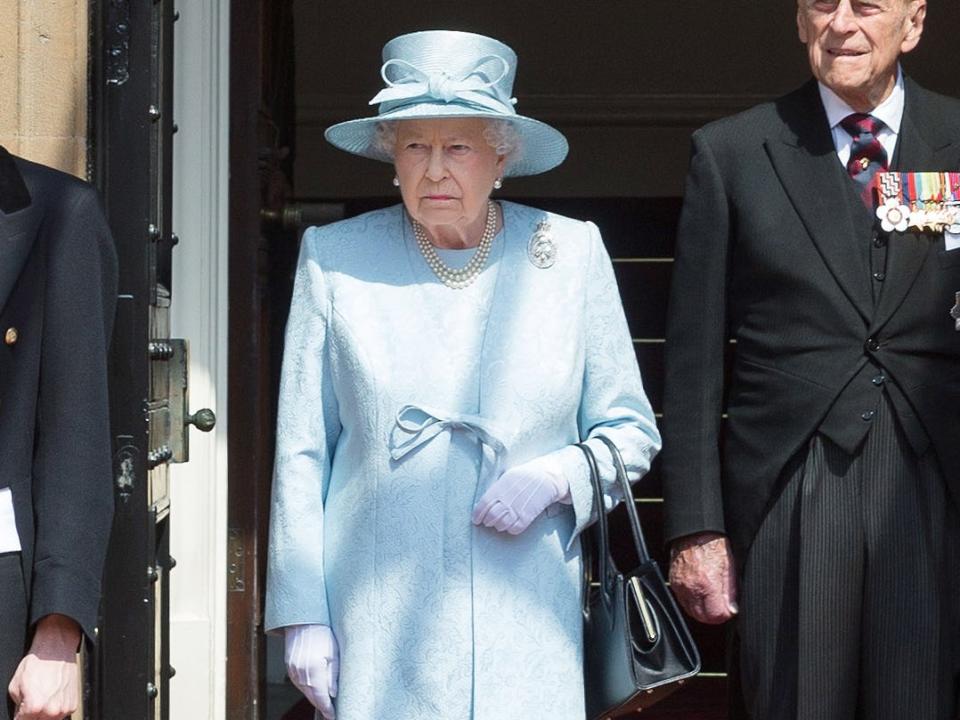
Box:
[265,201,661,720]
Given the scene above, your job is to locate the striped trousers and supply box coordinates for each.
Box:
[734,397,960,720]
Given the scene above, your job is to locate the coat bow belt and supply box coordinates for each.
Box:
[388,403,508,486]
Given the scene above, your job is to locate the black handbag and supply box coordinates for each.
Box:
[576,436,701,720]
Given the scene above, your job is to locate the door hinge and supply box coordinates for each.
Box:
[227,528,246,592]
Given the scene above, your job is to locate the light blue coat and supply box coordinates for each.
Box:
[265,201,661,720]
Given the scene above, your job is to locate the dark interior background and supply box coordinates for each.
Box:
[262,3,960,717]
[293,1,959,198]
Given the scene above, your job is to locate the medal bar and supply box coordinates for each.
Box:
[875,172,960,233]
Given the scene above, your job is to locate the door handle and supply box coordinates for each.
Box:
[187,408,217,433]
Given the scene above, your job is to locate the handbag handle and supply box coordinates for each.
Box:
[594,434,652,564]
[575,442,614,602]
[575,437,652,572]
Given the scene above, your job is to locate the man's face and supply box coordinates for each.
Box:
[797,0,926,111]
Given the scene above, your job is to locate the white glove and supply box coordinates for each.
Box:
[284,624,339,720]
[472,454,571,535]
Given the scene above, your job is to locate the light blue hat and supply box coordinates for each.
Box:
[324,30,569,177]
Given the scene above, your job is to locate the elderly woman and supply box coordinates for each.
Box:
[265,30,660,720]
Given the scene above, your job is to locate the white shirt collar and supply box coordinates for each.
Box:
[818,66,905,134]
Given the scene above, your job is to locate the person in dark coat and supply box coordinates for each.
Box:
[662,1,960,717]
[0,147,117,720]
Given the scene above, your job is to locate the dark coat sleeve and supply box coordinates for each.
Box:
[661,129,732,544]
[29,185,118,640]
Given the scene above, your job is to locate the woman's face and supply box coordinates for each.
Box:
[393,118,505,236]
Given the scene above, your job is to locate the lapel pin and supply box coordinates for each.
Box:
[4,327,18,346]
[951,292,960,332]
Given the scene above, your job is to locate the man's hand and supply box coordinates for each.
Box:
[668,532,738,624]
[8,614,81,720]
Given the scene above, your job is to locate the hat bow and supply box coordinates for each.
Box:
[369,55,517,115]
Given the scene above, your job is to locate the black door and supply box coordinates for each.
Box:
[87,2,214,718]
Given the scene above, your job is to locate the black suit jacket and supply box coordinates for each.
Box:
[0,148,117,639]
[662,79,960,558]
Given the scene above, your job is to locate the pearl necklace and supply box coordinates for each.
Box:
[412,202,498,290]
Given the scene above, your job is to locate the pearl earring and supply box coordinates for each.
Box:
[493,178,503,190]
[392,177,400,187]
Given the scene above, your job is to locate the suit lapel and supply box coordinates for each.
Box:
[765,82,874,323]
[870,79,960,334]
[0,147,36,314]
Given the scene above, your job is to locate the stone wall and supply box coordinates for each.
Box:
[0,0,88,177]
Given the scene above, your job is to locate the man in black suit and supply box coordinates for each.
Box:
[0,148,116,720]
[663,1,959,717]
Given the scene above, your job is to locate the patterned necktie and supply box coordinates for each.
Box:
[840,113,888,206]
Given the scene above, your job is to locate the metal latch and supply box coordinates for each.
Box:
[149,338,216,464]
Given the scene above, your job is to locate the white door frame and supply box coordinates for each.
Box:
[169,1,230,718]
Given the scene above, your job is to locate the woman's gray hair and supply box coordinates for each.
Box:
[373,119,522,171]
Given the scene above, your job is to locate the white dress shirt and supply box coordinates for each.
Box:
[818,67,905,165]
[0,488,21,554]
